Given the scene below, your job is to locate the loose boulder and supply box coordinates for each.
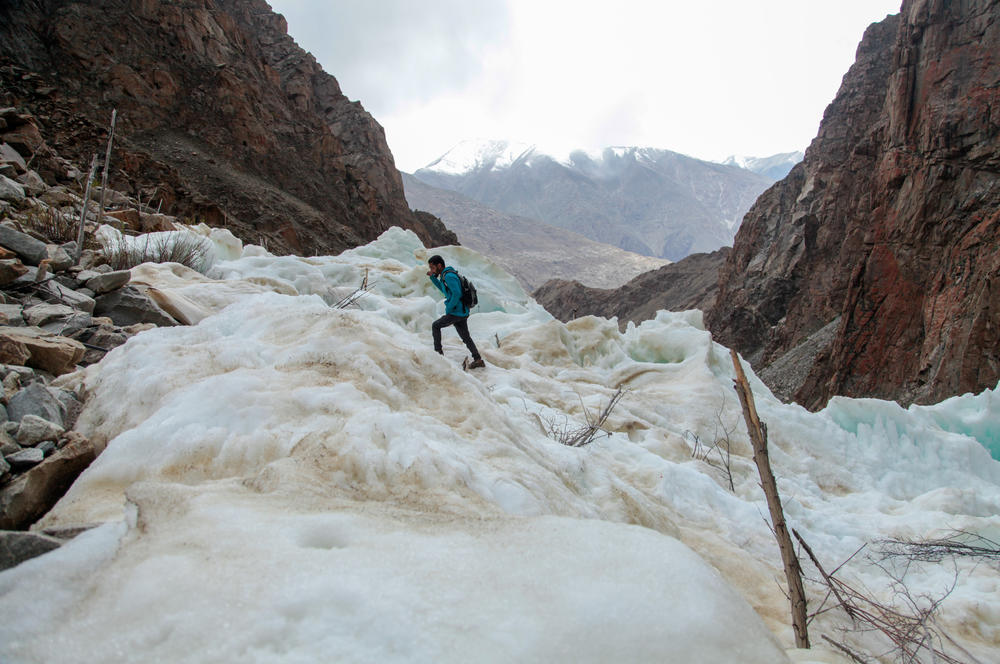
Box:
[0,259,28,286]
[16,414,64,447]
[7,381,65,426]
[0,225,48,264]
[0,435,96,530]
[94,285,178,327]
[85,270,131,294]
[0,328,84,376]
[5,447,44,471]
[0,530,63,571]
[0,175,25,204]
[0,335,30,366]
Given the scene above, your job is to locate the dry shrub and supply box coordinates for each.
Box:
[21,206,99,248]
[101,232,212,273]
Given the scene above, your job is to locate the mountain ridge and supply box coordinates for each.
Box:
[413,139,775,261]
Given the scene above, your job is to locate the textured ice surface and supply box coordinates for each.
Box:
[1,226,998,662]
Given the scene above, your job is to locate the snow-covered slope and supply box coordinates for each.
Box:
[1,226,998,662]
[414,139,774,261]
[722,152,804,180]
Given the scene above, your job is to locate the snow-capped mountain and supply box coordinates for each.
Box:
[721,151,804,180]
[413,140,774,261]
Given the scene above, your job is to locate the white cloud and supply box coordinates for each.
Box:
[268,0,903,171]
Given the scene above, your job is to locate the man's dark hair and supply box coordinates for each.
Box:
[428,255,445,267]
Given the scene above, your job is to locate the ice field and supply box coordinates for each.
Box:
[0,226,997,663]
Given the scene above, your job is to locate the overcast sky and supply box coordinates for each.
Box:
[267,0,902,172]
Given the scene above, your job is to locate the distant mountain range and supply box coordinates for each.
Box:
[720,152,804,180]
[411,140,787,261]
[402,173,669,291]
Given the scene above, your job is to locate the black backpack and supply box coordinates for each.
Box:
[458,273,478,309]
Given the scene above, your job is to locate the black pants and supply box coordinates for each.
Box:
[432,314,481,360]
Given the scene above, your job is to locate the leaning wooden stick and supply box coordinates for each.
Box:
[730,347,810,649]
[74,154,99,261]
[96,108,117,232]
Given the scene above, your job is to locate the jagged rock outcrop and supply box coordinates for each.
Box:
[707,0,1000,408]
[534,249,729,327]
[0,0,455,255]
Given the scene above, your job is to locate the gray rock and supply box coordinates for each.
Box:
[41,312,93,336]
[93,263,114,274]
[44,280,96,314]
[16,414,64,446]
[76,250,103,271]
[0,436,96,529]
[77,287,96,299]
[0,303,25,326]
[39,186,79,208]
[50,387,82,430]
[94,285,177,327]
[6,447,44,470]
[53,273,80,291]
[0,530,63,571]
[0,455,8,479]
[36,440,57,456]
[7,382,64,426]
[23,303,76,328]
[16,170,47,196]
[60,241,78,257]
[2,421,19,435]
[85,270,131,294]
[0,143,27,171]
[75,269,102,282]
[0,225,47,265]
[41,524,97,540]
[45,245,74,271]
[0,432,20,455]
[0,175,25,203]
[11,264,37,286]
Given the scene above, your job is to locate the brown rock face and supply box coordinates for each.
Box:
[534,249,729,327]
[707,0,1000,408]
[0,0,455,255]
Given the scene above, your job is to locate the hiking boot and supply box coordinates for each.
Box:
[469,357,485,369]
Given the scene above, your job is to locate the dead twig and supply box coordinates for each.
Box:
[876,531,1000,566]
[332,268,372,309]
[545,386,627,447]
[686,397,737,492]
[795,529,978,663]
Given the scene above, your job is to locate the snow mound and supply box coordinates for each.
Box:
[1,226,998,662]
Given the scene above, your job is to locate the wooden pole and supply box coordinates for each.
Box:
[75,154,99,262]
[95,109,117,230]
[730,348,810,649]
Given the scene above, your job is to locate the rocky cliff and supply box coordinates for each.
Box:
[707,0,999,408]
[0,0,455,255]
[533,249,728,328]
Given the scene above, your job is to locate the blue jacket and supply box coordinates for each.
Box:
[430,266,469,317]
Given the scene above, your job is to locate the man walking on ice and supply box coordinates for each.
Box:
[427,255,485,368]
